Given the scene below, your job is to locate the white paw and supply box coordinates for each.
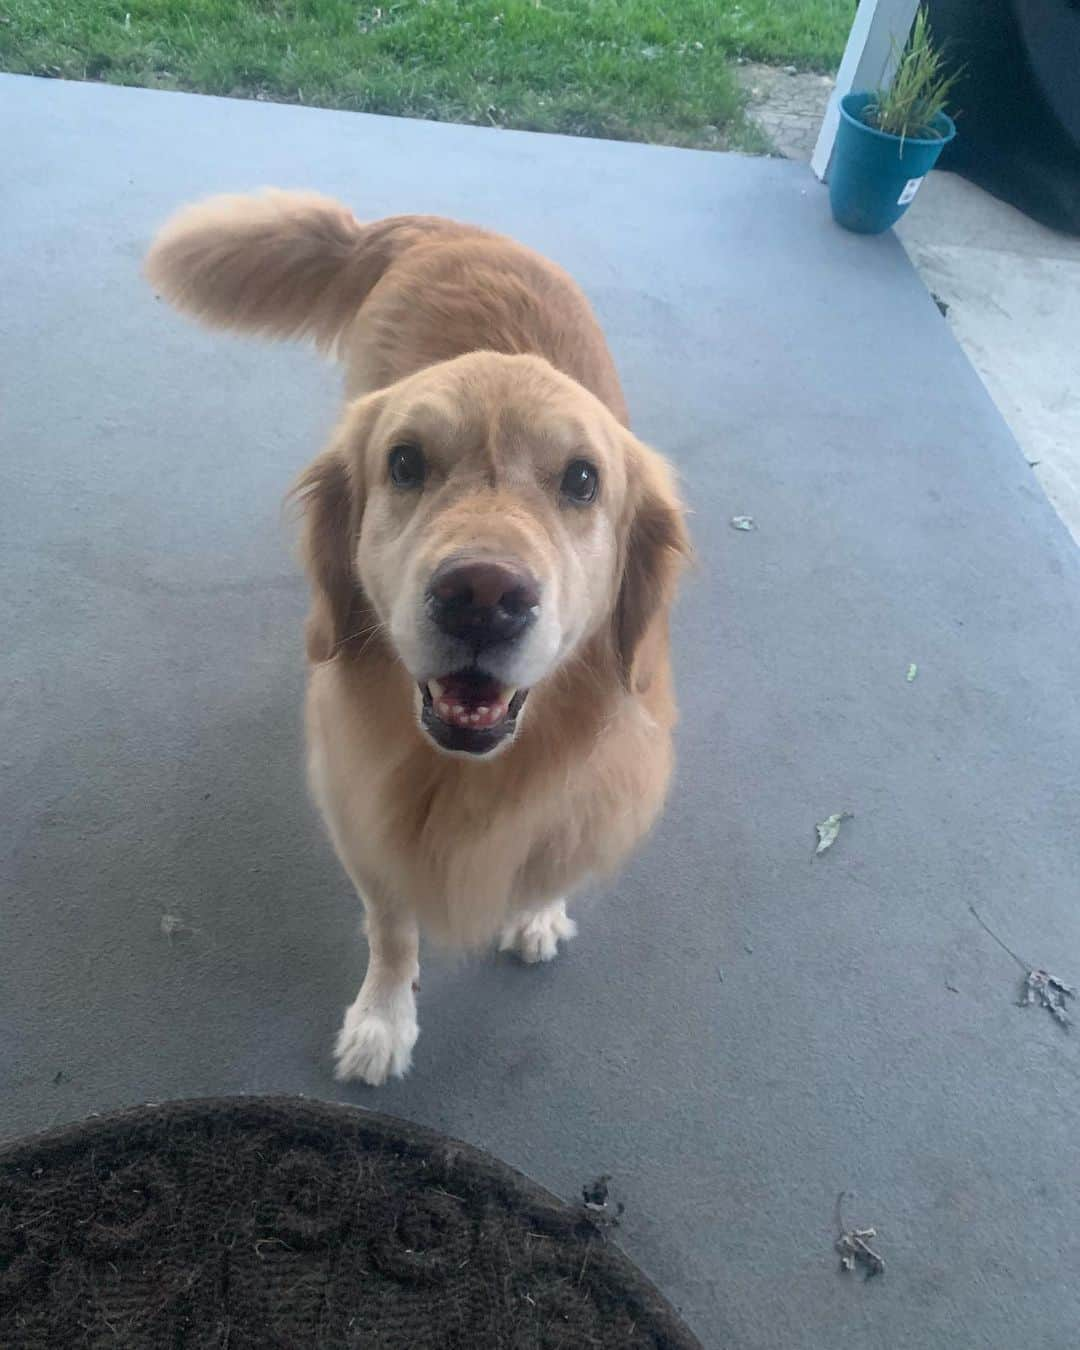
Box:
[333,995,418,1086]
[499,899,578,965]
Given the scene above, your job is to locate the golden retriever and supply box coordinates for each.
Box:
[145,192,689,1085]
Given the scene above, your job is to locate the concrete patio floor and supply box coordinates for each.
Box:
[4,76,1080,1349]
[741,65,1080,549]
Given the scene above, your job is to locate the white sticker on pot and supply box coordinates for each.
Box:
[897,177,924,206]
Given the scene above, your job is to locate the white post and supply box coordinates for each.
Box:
[812,0,921,181]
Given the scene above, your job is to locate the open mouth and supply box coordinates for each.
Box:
[419,671,529,756]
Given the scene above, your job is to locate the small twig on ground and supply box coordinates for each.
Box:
[967,903,1029,969]
[835,1191,885,1278]
[968,904,1075,1029]
[1021,969,1075,1027]
[837,1228,885,1277]
[582,1175,611,1211]
[579,1174,624,1240]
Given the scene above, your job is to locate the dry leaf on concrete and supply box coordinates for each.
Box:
[814,811,853,856]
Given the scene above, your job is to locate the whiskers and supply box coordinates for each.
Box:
[336,616,389,661]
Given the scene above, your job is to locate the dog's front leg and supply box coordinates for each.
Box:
[334,895,419,1086]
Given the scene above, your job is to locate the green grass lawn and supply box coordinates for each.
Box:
[0,1,850,150]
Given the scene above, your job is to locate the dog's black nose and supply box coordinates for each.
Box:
[428,559,540,649]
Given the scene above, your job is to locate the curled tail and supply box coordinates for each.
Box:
[144,190,458,353]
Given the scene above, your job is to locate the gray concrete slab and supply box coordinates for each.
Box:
[3,75,1080,1349]
[735,64,1080,550]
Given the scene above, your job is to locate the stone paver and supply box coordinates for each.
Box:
[737,60,834,161]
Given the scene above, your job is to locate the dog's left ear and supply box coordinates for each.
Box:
[614,438,692,691]
[290,395,382,663]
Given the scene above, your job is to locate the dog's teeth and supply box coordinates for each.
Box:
[429,679,445,699]
[476,706,489,716]
[469,713,480,724]
[453,705,465,716]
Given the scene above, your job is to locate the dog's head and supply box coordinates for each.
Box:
[294,352,688,758]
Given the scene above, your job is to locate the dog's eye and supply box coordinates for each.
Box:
[388,443,425,490]
[560,459,599,505]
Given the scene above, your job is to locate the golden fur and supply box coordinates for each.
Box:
[146,190,689,1083]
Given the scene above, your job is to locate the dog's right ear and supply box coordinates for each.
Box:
[290,395,382,663]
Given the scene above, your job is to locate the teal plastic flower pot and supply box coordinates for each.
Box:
[830,91,956,235]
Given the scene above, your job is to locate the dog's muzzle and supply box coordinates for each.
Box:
[417,558,539,756]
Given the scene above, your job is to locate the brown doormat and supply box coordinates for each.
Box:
[0,1095,702,1348]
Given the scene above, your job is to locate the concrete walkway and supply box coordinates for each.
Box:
[4,76,1080,1349]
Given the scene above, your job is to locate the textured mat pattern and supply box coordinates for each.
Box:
[0,1096,701,1348]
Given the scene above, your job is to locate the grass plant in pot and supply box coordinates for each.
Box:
[830,9,959,235]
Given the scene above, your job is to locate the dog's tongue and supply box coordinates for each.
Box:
[429,675,514,731]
